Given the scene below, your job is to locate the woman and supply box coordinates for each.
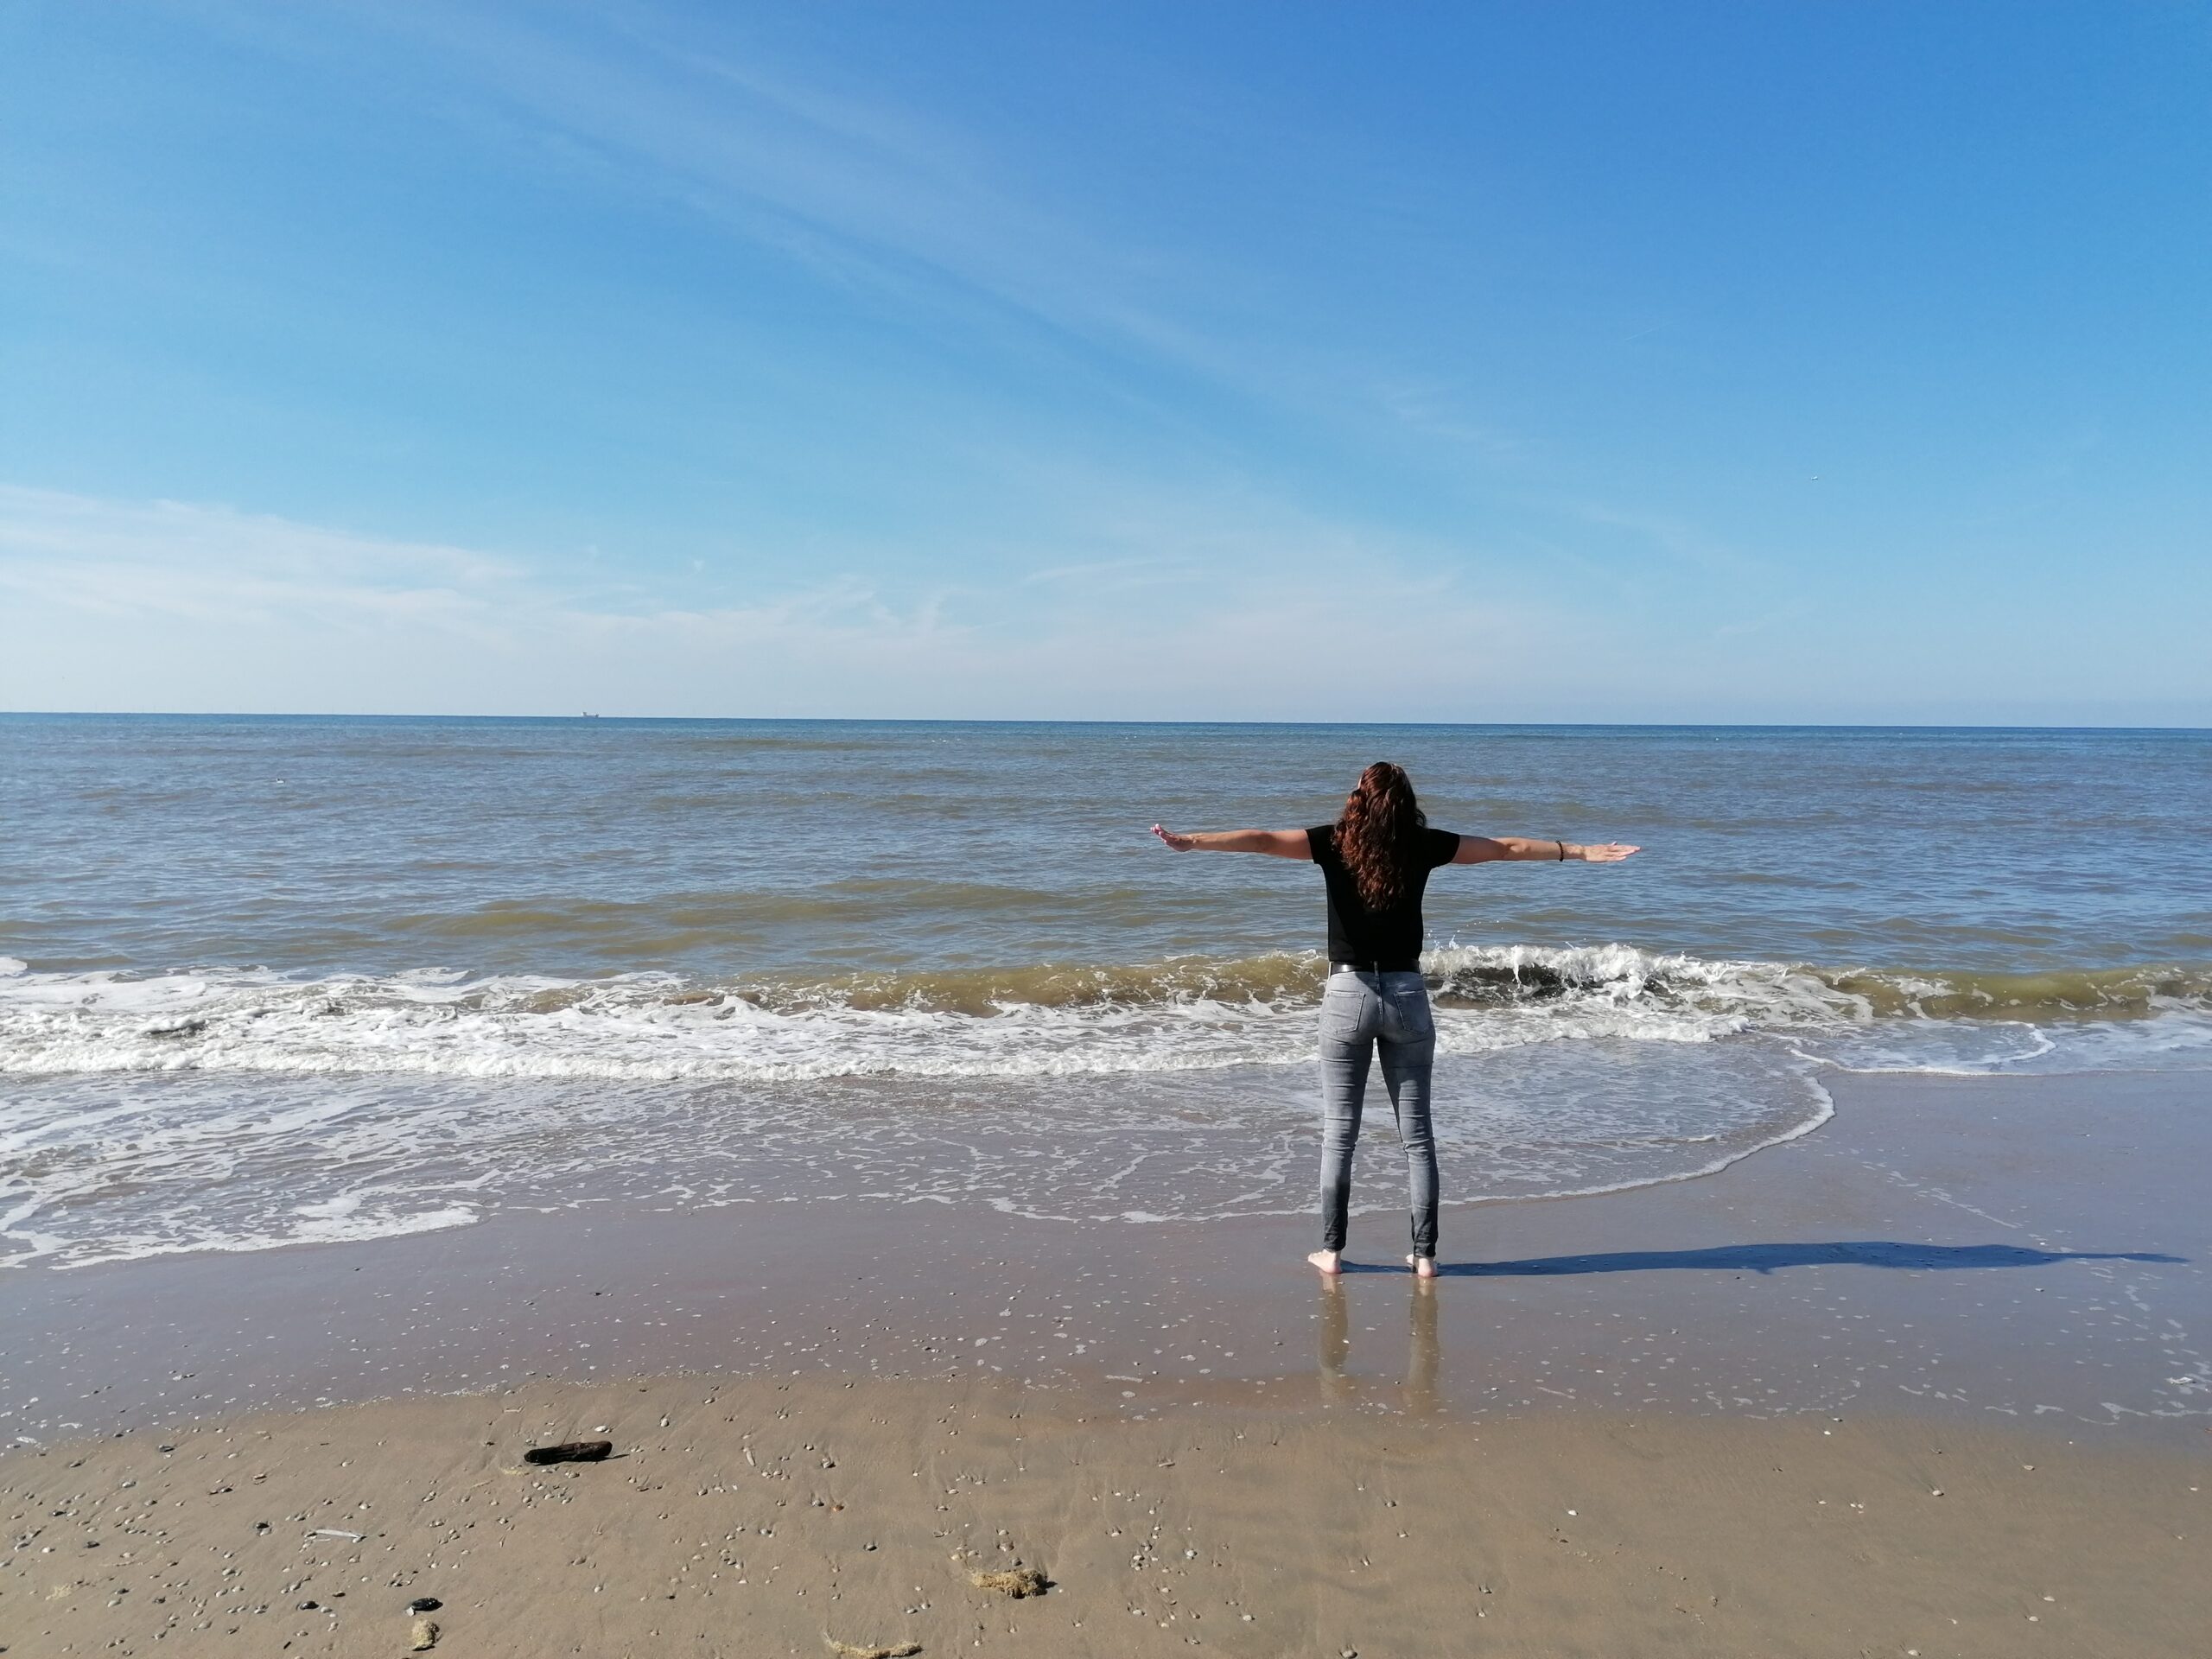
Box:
[1153,762,1638,1277]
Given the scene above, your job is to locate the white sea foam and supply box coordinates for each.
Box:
[0,963,1675,1084]
[3,944,2193,1085]
[3,944,2200,1270]
[1,1046,1834,1269]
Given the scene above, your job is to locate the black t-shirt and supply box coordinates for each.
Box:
[1306,823,1461,968]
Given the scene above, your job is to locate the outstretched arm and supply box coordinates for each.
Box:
[1151,824,1312,859]
[1452,835,1639,864]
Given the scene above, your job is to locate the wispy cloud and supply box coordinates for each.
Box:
[0,486,519,633]
[0,484,1577,719]
[209,3,1522,476]
[1016,557,1208,595]
[1374,379,1534,465]
[318,4,1205,379]
[1565,500,1767,580]
[1711,601,1812,640]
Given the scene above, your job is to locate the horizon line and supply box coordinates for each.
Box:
[4,710,2207,735]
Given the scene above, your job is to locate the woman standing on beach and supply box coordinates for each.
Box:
[1153,763,1637,1277]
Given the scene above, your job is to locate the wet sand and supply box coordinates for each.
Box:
[4,1069,2203,1440]
[3,1068,2208,1654]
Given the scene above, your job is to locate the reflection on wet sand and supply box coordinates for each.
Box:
[1318,1274,1442,1414]
[1408,1280,1439,1414]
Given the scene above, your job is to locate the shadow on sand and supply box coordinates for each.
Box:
[1336,1241,2183,1277]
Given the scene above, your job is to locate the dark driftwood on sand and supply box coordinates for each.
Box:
[522,1440,614,1465]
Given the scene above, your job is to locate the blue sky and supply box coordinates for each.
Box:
[2,1,2206,721]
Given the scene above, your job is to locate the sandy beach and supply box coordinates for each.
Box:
[6,1373,2204,1659]
[5,1066,2207,1656]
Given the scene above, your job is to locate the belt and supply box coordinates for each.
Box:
[1330,959,1421,976]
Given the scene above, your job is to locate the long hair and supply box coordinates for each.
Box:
[1336,762,1427,910]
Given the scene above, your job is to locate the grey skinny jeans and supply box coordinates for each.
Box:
[1318,968,1439,1259]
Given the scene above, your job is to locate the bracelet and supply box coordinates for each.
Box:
[1557,839,1567,861]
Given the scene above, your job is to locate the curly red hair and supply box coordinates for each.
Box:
[1337,762,1427,910]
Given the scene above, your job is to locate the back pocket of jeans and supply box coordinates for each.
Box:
[1319,997,1364,1043]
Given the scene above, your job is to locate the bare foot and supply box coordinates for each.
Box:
[1406,1253,1438,1279]
[1306,1249,1342,1275]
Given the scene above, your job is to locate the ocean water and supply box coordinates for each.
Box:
[3,715,2209,1268]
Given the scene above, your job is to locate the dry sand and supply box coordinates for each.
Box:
[6,1372,2206,1659]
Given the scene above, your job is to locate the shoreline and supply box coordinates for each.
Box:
[5,1065,2209,1654]
[4,1068,2205,1440]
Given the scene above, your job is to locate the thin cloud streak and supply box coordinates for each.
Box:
[0,485,1570,721]
[340,5,1195,375]
[283,3,1510,480]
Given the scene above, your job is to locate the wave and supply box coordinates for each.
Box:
[1426,944,2212,1020]
[3,945,2202,1271]
[0,945,2206,1084]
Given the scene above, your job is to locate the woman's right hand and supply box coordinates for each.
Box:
[1151,824,1198,852]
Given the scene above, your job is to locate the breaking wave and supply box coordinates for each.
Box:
[4,946,2205,1270]
[1,945,2206,1084]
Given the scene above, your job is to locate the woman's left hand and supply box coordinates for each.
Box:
[1580,842,1640,861]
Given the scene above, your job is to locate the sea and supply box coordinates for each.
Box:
[3,716,2208,1270]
